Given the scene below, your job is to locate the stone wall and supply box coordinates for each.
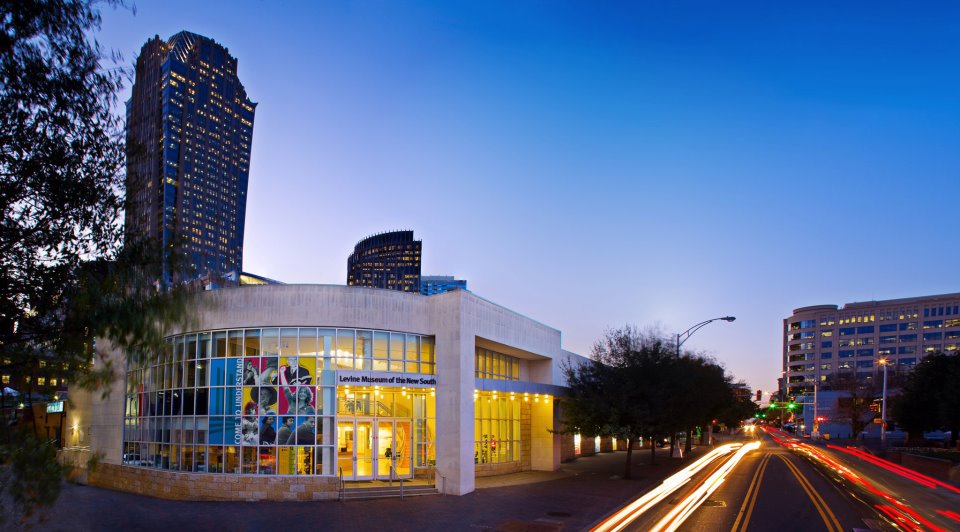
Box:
[475,461,522,477]
[83,463,338,501]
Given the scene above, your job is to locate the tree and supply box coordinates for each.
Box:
[894,352,960,446]
[560,326,746,478]
[0,1,193,523]
[561,326,676,478]
[673,354,736,452]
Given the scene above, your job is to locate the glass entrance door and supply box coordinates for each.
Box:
[337,418,414,481]
[356,420,373,479]
[376,420,394,478]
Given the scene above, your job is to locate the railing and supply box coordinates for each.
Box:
[389,461,404,499]
[433,466,445,495]
[338,467,345,502]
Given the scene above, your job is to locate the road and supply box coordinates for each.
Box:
[599,430,889,531]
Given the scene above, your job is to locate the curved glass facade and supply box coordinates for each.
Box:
[122,327,435,476]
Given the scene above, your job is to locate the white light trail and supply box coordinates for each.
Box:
[651,440,762,532]
[591,442,746,532]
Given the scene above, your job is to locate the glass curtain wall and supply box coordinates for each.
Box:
[123,328,435,476]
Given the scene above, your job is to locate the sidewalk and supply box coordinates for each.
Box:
[28,446,708,532]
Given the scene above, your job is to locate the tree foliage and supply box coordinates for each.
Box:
[0,0,195,523]
[561,326,746,479]
[893,352,960,445]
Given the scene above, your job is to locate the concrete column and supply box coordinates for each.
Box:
[530,398,557,471]
[432,293,475,495]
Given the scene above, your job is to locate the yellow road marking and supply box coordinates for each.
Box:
[777,454,843,532]
[730,452,770,532]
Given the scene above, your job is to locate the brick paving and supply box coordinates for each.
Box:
[28,447,703,532]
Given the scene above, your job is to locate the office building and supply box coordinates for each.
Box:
[125,31,256,281]
[66,284,586,500]
[783,292,960,395]
[420,275,467,296]
[347,231,421,292]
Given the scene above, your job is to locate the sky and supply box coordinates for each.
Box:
[96,1,960,395]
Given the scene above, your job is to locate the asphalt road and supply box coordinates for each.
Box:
[616,431,886,531]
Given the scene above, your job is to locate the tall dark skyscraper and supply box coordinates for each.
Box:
[347,231,422,292]
[125,31,256,281]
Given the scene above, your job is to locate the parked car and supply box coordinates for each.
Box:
[857,425,906,444]
[923,429,952,442]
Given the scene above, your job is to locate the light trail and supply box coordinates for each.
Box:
[827,444,960,495]
[590,443,746,532]
[649,440,762,532]
[762,427,951,532]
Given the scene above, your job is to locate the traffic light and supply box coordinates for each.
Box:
[756,390,762,401]
[768,402,777,409]
[787,402,796,410]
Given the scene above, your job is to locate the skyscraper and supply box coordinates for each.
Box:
[347,231,422,292]
[125,31,256,281]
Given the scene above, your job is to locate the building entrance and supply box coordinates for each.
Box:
[336,419,412,480]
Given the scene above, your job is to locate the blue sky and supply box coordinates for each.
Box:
[97,1,960,395]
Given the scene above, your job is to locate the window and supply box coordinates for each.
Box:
[878,348,895,356]
[879,335,896,344]
[856,349,874,357]
[856,326,875,334]
[856,360,873,369]
[839,327,855,336]
[821,341,833,348]
[898,358,917,367]
[820,363,832,371]
[475,348,519,381]
[923,332,943,341]
[898,346,916,354]
[121,327,436,477]
[839,350,855,358]
[820,352,832,359]
[923,320,943,329]
[899,334,918,343]
[879,324,897,333]
[821,330,834,337]
[899,322,917,331]
[474,391,521,465]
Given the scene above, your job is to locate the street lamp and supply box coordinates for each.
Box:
[676,316,736,357]
[879,357,889,448]
[675,316,735,449]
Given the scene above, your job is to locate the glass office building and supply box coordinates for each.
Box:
[783,292,960,395]
[347,231,422,293]
[125,31,256,280]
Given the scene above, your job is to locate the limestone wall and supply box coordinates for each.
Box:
[85,464,338,501]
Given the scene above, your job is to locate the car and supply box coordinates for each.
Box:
[923,429,952,442]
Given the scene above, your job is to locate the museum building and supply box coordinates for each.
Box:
[68,284,586,500]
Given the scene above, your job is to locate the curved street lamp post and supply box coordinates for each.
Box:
[674,316,736,451]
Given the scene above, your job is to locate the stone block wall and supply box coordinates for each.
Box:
[83,464,339,501]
